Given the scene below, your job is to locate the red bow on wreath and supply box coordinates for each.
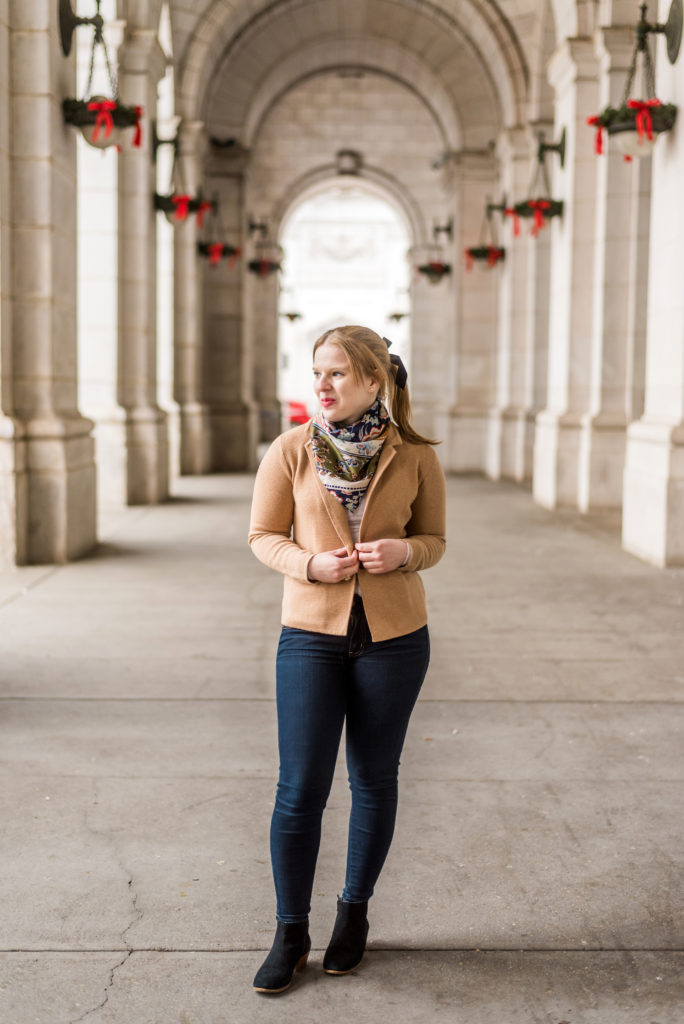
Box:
[487,246,502,267]
[196,201,213,228]
[586,115,604,155]
[88,100,117,142]
[132,106,143,148]
[526,200,551,237]
[208,243,223,266]
[464,249,474,272]
[627,98,662,143]
[172,194,192,220]
[504,207,521,237]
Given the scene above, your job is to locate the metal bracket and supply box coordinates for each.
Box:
[248,217,269,239]
[433,218,453,242]
[59,0,104,57]
[486,196,508,218]
[152,122,178,160]
[538,128,566,169]
[641,0,683,64]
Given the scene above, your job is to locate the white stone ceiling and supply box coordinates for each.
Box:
[166,0,555,147]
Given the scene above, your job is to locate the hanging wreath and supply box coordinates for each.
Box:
[586,5,678,160]
[416,261,451,283]
[509,141,564,238]
[154,193,207,222]
[61,3,143,150]
[464,201,506,270]
[63,97,143,148]
[248,259,282,276]
[195,197,242,266]
[198,242,242,267]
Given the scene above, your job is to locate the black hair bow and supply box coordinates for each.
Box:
[382,337,408,390]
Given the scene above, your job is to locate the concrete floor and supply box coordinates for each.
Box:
[1,473,683,1023]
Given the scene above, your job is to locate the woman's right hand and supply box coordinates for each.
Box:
[307,547,359,583]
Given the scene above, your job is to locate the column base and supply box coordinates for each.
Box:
[124,406,170,505]
[577,413,627,512]
[90,405,172,506]
[0,413,97,565]
[533,410,582,509]
[179,402,212,475]
[0,415,27,567]
[447,406,489,472]
[210,403,260,471]
[524,410,538,484]
[622,417,684,567]
[487,407,529,482]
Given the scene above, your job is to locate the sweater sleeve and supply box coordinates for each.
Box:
[248,436,314,582]
[401,445,447,572]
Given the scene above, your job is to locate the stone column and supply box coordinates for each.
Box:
[533,39,600,508]
[205,147,259,469]
[409,242,455,450]
[522,122,554,481]
[1,0,97,564]
[577,26,649,511]
[117,30,169,503]
[486,127,533,481]
[250,248,283,447]
[174,119,211,474]
[622,2,684,566]
[449,153,500,472]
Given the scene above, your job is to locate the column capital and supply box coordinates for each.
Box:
[448,150,499,182]
[594,25,636,68]
[548,37,601,93]
[495,125,535,163]
[118,29,168,85]
[177,119,208,158]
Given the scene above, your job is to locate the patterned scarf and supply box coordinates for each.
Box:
[310,399,391,512]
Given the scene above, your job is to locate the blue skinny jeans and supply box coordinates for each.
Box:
[270,596,430,922]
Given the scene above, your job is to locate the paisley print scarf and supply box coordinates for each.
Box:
[310,398,391,512]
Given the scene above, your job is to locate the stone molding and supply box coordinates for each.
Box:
[548,37,601,93]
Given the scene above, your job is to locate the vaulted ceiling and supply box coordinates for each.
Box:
[166,0,557,150]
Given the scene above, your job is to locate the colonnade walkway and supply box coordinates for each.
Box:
[1,473,683,1023]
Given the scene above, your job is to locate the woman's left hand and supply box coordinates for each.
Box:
[355,539,409,574]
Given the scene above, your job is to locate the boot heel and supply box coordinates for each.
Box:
[296,952,309,972]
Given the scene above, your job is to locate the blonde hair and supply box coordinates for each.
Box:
[313,325,440,446]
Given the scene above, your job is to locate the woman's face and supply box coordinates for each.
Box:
[313,342,378,426]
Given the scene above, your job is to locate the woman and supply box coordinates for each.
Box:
[248,324,446,994]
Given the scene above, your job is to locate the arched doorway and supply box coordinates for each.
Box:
[277,181,412,428]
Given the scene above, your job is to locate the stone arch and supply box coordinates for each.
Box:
[176,0,528,130]
[272,165,425,250]
[238,39,463,153]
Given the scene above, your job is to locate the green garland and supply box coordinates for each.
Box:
[596,103,677,132]
[62,98,141,130]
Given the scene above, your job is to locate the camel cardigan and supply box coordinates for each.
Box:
[248,421,446,641]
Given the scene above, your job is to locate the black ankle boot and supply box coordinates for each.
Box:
[253,920,311,994]
[323,898,369,975]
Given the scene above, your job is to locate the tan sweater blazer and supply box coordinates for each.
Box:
[248,421,446,641]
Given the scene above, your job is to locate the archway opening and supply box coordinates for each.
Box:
[277,181,412,425]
